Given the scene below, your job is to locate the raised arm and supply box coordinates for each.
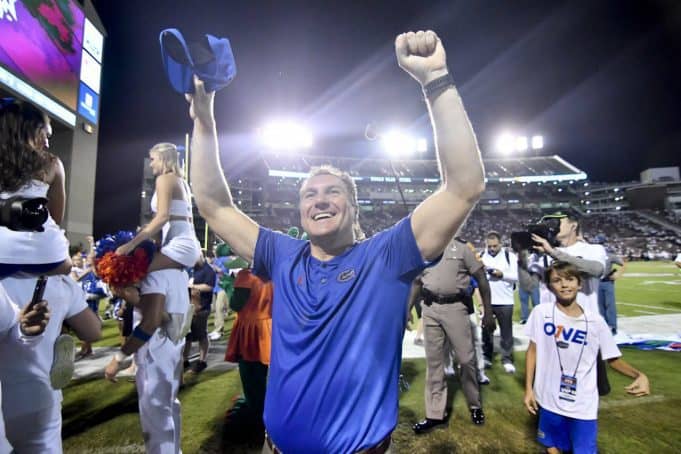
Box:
[396,31,485,261]
[532,234,605,278]
[186,77,259,262]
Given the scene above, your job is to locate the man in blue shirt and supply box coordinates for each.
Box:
[187,30,486,453]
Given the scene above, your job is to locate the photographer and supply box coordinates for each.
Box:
[530,212,607,314]
[481,231,518,374]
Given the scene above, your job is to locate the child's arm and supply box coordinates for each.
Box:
[608,358,650,397]
[524,341,539,415]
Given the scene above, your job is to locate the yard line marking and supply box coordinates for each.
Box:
[618,302,679,312]
[622,273,677,277]
[601,395,669,409]
[634,310,660,315]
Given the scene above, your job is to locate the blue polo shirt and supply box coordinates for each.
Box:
[254,216,434,453]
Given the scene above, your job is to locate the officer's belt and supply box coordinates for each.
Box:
[422,288,465,305]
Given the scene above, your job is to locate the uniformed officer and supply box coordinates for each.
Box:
[412,236,496,433]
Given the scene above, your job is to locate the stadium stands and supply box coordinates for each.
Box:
[180,153,681,258]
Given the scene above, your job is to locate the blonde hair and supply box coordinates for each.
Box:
[304,165,366,241]
[150,142,183,177]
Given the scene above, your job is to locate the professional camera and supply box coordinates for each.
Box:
[510,216,563,253]
[0,196,49,232]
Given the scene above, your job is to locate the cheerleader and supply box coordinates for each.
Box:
[0,99,70,277]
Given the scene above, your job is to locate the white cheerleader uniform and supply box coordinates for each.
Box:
[150,179,201,269]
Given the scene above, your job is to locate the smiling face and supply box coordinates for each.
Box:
[299,173,356,243]
[547,267,582,306]
[148,151,165,176]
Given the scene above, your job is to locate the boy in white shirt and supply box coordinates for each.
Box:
[524,261,650,453]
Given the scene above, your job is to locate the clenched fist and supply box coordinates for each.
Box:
[395,30,448,86]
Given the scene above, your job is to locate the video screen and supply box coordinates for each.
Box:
[0,0,85,111]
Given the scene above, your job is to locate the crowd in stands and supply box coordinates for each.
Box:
[252,205,681,259]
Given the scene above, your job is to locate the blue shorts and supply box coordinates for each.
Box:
[538,407,598,454]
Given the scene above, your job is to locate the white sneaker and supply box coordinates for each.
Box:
[50,334,76,389]
[478,371,491,385]
[503,363,516,374]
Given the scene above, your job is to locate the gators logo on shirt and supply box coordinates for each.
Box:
[337,268,356,283]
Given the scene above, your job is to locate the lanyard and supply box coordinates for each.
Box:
[552,303,588,377]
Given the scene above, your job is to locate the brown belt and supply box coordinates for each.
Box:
[265,433,391,454]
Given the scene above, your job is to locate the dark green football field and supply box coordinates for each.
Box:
[61,261,681,453]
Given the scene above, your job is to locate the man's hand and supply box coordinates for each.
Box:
[524,390,539,415]
[531,234,555,256]
[625,373,650,397]
[104,356,121,382]
[482,311,496,332]
[395,30,448,86]
[19,301,50,336]
[185,76,216,126]
[111,286,140,306]
[488,268,503,279]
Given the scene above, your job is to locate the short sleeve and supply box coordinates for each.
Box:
[462,242,484,275]
[253,227,306,281]
[596,315,621,360]
[370,216,439,281]
[64,277,89,318]
[524,306,541,342]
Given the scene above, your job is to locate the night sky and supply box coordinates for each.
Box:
[91,0,681,235]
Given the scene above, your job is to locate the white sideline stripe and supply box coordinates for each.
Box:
[618,302,679,312]
[601,395,668,409]
[622,273,676,277]
[634,310,660,315]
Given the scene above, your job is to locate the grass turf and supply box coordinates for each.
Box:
[61,261,681,453]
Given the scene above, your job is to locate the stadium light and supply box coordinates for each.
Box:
[258,120,313,151]
[515,136,528,151]
[381,130,418,156]
[496,133,515,154]
[531,135,544,149]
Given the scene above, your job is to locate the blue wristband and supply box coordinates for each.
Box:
[132,326,152,342]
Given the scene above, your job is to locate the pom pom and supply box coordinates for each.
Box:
[94,231,156,286]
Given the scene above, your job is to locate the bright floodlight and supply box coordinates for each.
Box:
[515,136,529,152]
[531,135,544,149]
[381,130,415,156]
[496,133,515,154]
[259,120,313,150]
[415,137,428,153]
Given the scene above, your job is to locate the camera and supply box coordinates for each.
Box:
[510,218,561,252]
[0,196,49,232]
